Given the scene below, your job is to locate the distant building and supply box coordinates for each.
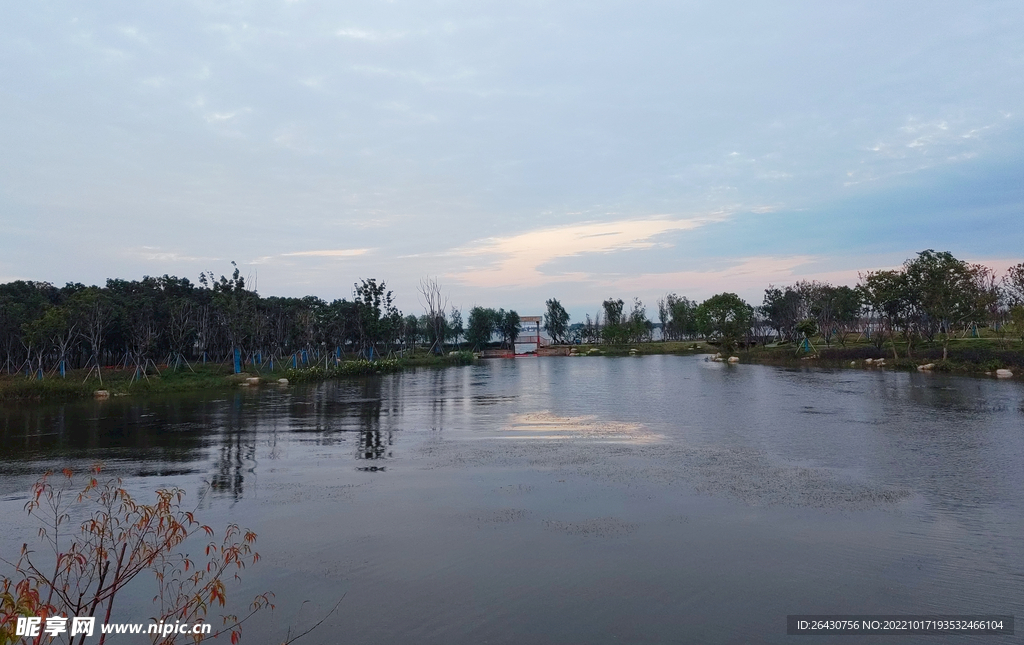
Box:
[515,316,543,354]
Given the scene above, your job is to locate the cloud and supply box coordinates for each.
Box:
[129,247,212,263]
[336,27,405,42]
[188,96,252,129]
[448,215,726,288]
[603,254,1024,304]
[280,249,371,258]
[118,25,149,45]
[847,114,1007,185]
[607,256,818,297]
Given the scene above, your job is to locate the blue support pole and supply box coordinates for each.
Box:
[233,348,242,374]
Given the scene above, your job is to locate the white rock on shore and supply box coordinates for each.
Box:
[995,369,1013,378]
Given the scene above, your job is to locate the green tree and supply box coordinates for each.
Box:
[627,298,651,343]
[1004,263,1024,305]
[402,314,421,349]
[543,299,570,344]
[761,285,804,343]
[203,263,258,369]
[1004,263,1024,342]
[70,287,113,382]
[667,295,697,340]
[858,269,909,358]
[353,278,400,359]
[831,285,862,347]
[447,308,464,348]
[601,299,628,344]
[795,318,818,339]
[695,293,752,353]
[466,307,498,349]
[800,281,861,348]
[903,250,983,360]
[34,305,78,376]
[498,309,521,349]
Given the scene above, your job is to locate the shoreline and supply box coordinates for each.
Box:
[2,341,1020,403]
[0,351,477,402]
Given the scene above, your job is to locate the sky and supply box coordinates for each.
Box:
[2,1,1022,319]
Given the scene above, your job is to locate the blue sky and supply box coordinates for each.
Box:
[2,1,1022,318]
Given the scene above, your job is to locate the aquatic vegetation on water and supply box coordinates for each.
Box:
[284,359,403,382]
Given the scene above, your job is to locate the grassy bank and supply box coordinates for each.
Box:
[0,351,478,402]
[740,339,1024,376]
[0,364,243,401]
[3,337,1019,404]
[549,336,1023,377]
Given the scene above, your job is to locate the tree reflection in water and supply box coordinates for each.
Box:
[355,377,390,470]
[208,392,257,501]
[203,379,397,491]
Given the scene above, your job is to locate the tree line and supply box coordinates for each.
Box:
[0,265,509,381]
[2,250,1022,379]
[543,250,1024,358]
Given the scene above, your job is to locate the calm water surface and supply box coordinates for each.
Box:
[2,356,1022,644]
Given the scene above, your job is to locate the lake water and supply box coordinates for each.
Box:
[2,355,1022,644]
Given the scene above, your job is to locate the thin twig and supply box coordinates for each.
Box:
[281,594,346,645]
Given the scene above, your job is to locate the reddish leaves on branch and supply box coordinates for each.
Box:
[0,467,269,645]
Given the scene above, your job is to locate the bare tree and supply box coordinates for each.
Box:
[418,277,450,355]
[168,299,196,371]
[73,288,111,384]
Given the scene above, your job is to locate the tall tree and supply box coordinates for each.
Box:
[667,295,697,340]
[354,278,400,359]
[447,307,464,349]
[831,286,862,347]
[71,287,112,382]
[498,309,521,349]
[418,277,450,354]
[903,250,983,360]
[1004,263,1024,305]
[543,298,570,344]
[466,307,498,349]
[601,298,628,344]
[657,296,670,340]
[858,270,909,359]
[761,286,804,343]
[1004,263,1024,342]
[627,298,651,343]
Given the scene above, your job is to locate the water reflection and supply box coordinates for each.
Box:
[209,429,257,500]
[1,359,1022,644]
[0,396,209,473]
[0,376,403,496]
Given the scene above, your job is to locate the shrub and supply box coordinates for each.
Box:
[0,468,271,644]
